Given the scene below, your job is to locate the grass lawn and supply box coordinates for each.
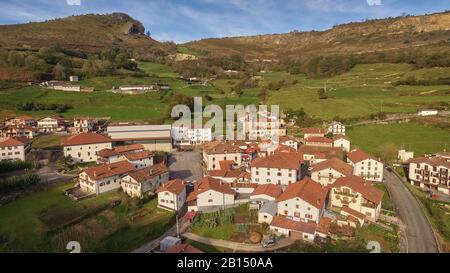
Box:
[184,239,234,253]
[356,224,399,253]
[406,184,450,252]
[347,122,450,156]
[0,183,174,253]
[137,62,180,78]
[31,134,64,150]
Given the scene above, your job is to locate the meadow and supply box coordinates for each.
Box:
[0,62,448,123]
[347,122,450,156]
[0,182,174,253]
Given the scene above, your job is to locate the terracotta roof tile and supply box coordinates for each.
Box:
[277,177,329,209]
[407,156,450,169]
[98,144,144,158]
[251,184,283,199]
[62,133,111,146]
[311,158,353,175]
[251,152,303,170]
[83,161,134,181]
[301,128,326,134]
[186,176,235,202]
[270,216,317,234]
[127,163,168,183]
[332,175,384,205]
[123,150,153,161]
[156,179,186,195]
[341,206,366,220]
[305,137,333,144]
[347,149,378,163]
[0,137,30,147]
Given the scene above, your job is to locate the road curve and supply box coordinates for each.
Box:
[383,169,439,253]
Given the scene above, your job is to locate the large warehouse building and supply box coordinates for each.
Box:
[107,124,173,152]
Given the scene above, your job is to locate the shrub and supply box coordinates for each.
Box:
[0,173,40,194]
[0,160,31,174]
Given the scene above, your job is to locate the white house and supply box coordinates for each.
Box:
[72,117,96,133]
[62,133,112,163]
[278,136,299,151]
[78,161,135,195]
[310,158,353,186]
[398,149,414,162]
[0,125,38,139]
[203,141,243,171]
[304,137,333,148]
[239,110,286,140]
[157,179,187,211]
[37,116,65,133]
[121,163,169,198]
[97,144,145,164]
[269,216,317,242]
[276,177,329,224]
[5,116,36,127]
[186,176,236,212]
[119,150,154,170]
[333,135,351,152]
[251,152,303,187]
[328,121,346,135]
[0,137,31,161]
[258,201,277,224]
[330,175,384,221]
[250,184,283,203]
[172,124,212,146]
[407,155,450,195]
[299,146,344,166]
[347,149,384,182]
[418,109,438,117]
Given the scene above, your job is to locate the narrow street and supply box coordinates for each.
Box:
[383,169,439,253]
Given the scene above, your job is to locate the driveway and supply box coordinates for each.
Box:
[383,169,439,253]
[182,232,295,252]
[168,151,203,182]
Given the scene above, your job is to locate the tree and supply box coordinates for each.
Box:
[52,63,67,80]
[376,143,399,163]
[146,30,151,37]
[318,88,328,99]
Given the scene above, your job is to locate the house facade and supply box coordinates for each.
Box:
[301,128,326,139]
[5,116,36,127]
[121,163,169,198]
[304,137,333,148]
[203,141,243,171]
[186,176,236,212]
[333,135,350,152]
[408,155,450,195]
[172,124,212,146]
[157,179,187,211]
[276,177,328,224]
[330,176,384,221]
[37,116,65,132]
[0,137,31,161]
[97,144,145,164]
[119,150,154,170]
[328,121,346,135]
[347,149,384,182]
[72,117,96,133]
[311,158,353,186]
[79,161,135,195]
[0,125,38,139]
[62,133,112,163]
[250,152,303,187]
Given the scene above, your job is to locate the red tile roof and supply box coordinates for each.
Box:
[127,163,168,183]
[299,146,344,160]
[305,137,333,144]
[156,179,186,195]
[83,161,134,180]
[251,184,283,199]
[251,152,303,170]
[316,217,333,235]
[98,144,144,158]
[310,158,353,175]
[203,141,242,154]
[0,137,30,147]
[123,150,153,161]
[332,175,384,205]
[408,157,450,169]
[166,244,203,253]
[186,176,235,202]
[62,133,111,146]
[277,177,329,209]
[341,206,365,220]
[301,128,326,134]
[270,216,317,234]
[347,149,378,163]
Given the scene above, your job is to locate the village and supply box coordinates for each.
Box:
[1,108,448,254]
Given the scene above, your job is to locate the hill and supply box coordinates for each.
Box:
[0,13,165,57]
[184,11,450,62]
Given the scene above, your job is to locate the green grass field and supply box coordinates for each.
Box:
[347,122,450,156]
[0,183,174,253]
[31,134,64,150]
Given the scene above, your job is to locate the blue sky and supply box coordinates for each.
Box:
[0,0,449,43]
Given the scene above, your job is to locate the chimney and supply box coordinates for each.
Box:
[94,171,97,177]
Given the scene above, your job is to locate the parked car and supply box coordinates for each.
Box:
[262,239,276,248]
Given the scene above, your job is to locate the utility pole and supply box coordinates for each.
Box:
[380,100,383,113]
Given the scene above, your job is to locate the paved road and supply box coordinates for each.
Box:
[383,169,439,253]
[168,151,203,182]
[182,232,295,252]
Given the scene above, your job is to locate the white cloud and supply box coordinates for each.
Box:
[66,0,81,6]
[367,0,382,6]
